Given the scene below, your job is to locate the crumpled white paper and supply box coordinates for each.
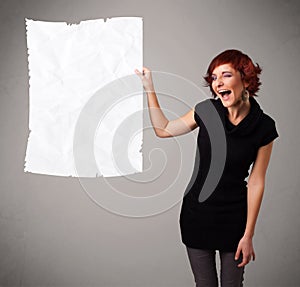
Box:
[24,17,143,177]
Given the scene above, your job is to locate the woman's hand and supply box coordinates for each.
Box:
[235,235,256,267]
[135,67,155,92]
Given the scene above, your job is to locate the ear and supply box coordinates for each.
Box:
[243,80,250,89]
[239,70,249,89]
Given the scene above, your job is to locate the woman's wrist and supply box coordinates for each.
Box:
[243,231,254,239]
[144,84,155,93]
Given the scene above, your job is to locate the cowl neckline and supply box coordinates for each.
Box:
[212,96,263,136]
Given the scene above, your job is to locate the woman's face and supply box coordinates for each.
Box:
[211,63,248,108]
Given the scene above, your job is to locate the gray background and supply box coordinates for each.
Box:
[1,0,299,286]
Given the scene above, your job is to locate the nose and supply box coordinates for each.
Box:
[216,78,224,88]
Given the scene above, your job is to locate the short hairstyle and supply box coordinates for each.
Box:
[203,49,262,98]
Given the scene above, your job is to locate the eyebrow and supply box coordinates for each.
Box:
[211,70,233,76]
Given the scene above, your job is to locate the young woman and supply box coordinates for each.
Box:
[135,49,279,287]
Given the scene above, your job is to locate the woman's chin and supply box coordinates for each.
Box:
[220,98,232,107]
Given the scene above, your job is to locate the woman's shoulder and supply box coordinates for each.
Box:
[194,98,221,111]
[194,98,224,127]
[260,111,277,127]
[256,111,279,146]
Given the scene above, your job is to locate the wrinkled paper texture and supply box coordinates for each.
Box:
[24,17,143,177]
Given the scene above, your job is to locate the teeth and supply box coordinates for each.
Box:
[218,89,231,96]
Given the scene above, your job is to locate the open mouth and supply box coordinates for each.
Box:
[218,89,232,99]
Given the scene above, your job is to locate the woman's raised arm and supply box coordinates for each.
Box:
[135,67,198,138]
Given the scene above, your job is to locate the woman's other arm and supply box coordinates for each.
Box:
[235,141,274,267]
[135,67,198,138]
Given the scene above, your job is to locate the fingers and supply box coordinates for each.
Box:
[134,68,143,77]
[235,245,255,267]
[135,67,148,76]
[235,247,241,262]
[141,67,150,74]
[237,256,249,268]
[134,67,154,92]
[237,252,255,268]
[235,237,256,267]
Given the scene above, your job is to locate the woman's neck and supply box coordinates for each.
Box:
[227,98,251,125]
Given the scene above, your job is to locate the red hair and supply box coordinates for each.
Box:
[204,49,262,97]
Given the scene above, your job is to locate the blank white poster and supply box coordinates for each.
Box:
[24,17,143,177]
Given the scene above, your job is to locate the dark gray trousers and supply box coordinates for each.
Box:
[186,247,245,287]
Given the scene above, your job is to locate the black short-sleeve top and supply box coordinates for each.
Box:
[179,96,279,251]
